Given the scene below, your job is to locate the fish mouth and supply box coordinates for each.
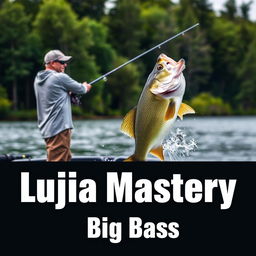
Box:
[153,70,183,96]
[159,87,178,96]
[157,82,181,97]
[150,56,185,96]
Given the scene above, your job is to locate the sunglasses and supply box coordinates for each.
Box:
[55,60,67,65]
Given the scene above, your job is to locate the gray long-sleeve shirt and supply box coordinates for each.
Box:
[34,70,87,139]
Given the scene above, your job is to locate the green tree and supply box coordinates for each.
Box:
[33,0,104,114]
[139,4,179,82]
[176,0,212,97]
[106,56,141,114]
[67,0,107,20]
[0,1,32,110]
[221,0,237,20]
[141,5,176,47]
[0,0,5,7]
[176,0,198,29]
[240,0,253,20]
[236,38,256,112]
[137,0,174,9]
[15,0,42,18]
[86,19,117,114]
[208,17,241,101]
[0,86,12,119]
[191,0,214,29]
[189,92,232,115]
[87,19,116,74]
[236,21,255,72]
[106,0,145,58]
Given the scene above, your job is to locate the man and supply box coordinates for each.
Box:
[34,49,91,161]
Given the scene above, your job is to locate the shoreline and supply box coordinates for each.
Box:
[0,114,255,122]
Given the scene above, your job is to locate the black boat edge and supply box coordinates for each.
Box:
[0,154,158,162]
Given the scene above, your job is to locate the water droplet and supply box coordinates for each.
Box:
[163,128,197,160]
[103,77,107,82]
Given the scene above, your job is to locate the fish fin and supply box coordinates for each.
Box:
[124,154,138,162]
[165,101,176,121]
[121,107,136,138]
[178,103,195,120]
[150,145,164,161]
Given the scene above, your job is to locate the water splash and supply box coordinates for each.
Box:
[163,128,197,160]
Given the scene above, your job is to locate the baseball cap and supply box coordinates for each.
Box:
[44,50,72,64]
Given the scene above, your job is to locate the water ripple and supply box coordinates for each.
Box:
[0,116,255,161]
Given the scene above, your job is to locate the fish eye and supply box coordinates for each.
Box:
[157,64,163,70]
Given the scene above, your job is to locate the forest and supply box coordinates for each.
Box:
[0,0,256,120]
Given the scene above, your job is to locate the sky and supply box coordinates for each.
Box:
[171,0,256,21]
[212,0,256,21]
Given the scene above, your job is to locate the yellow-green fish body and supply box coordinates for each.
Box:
[121,54,195,161]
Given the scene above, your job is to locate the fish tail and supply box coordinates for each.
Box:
[124,154,138,162]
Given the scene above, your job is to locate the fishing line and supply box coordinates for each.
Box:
[90,23,199,86]
[72,23,200,104]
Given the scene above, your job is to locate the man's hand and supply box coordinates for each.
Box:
[83,82,92,92]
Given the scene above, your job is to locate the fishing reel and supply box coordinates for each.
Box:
[70,93,82,105]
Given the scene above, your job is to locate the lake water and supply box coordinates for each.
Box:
[0,116,255,161]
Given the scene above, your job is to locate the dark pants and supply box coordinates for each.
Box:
[44,129,72,162]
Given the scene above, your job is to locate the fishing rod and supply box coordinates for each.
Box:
[90,23,199,85]
[71,23,199,104]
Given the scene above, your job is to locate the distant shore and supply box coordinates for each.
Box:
[1,113,255,122]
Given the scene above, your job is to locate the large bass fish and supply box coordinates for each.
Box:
[121,53,195,161]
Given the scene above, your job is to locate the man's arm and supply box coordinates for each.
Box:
[59,73,91,94]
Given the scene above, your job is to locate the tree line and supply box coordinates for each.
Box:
[0,0,255,119]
